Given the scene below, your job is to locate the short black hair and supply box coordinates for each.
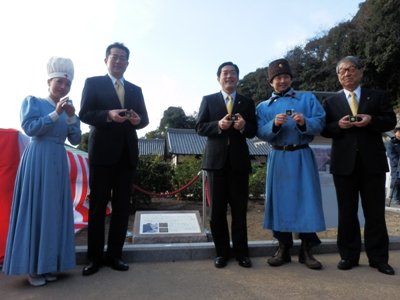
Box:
[217,62,239,77]
[394,127,400,133]
[105,42,130,60]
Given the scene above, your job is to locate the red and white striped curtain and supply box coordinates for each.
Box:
[0,128,101,263]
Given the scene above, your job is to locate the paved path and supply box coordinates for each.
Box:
[2,205,399,299]
[2,250,400,300]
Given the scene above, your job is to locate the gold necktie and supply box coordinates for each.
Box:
[226,95,233,114]
[349,92,358,115]
[116,79,125,108]
[226,95,233,145]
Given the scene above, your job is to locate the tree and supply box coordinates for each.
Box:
[355,0,400,104]
[237,67,271,107]
[144,129,164,139]
[144,106,197,139]
[159,106,187,131]
[185,111,198,129]
[237,0,400,106]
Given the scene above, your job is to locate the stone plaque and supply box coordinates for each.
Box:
[132,210,207,244]
[140,212,200,234]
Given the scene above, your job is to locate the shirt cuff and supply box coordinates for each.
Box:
[66,115,77,124]
[49,111,60,122]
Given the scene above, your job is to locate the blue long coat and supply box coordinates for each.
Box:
[256,89,326,233]
[3,96,81,275]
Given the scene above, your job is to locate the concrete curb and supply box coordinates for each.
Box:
[75,206,400,264]
[75,236,400,264]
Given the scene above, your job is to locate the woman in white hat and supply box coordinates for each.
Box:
[2,57,81,286]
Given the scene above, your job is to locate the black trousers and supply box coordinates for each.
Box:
[207,157,249,259]
[333,153,389,264]
[87,144,135,263]
[273,231,321,248]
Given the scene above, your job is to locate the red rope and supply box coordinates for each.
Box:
[133,173,200,197]
[205,176,210,206]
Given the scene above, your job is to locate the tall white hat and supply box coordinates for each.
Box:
[47,56,74,81]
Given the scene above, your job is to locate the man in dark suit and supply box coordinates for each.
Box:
[321,56,396,275]
[195,62,257,268]
[79,42,149,275]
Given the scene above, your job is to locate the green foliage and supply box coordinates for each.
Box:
[249,163,266,198]
[238,0,400,106]
[144,107,197,139]
[185,111,198,129]
[237,67,271,107]
[144,129,164,139]
[357,0,400,105]
[77,132,89,152]
[160,106,187,130]
[132,155,174,208]
[171,156,202,201]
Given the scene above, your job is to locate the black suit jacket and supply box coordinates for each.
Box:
[79,75,149,166]
[195,92,257,172]
[321,87,395,175]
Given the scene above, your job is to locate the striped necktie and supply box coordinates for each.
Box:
[116,79,125,108]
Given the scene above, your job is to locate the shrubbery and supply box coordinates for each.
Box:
[249,163,266,198]
[171,156,203,201]
[132,156,266,208]
[132,155,174,208]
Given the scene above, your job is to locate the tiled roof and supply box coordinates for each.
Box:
[247,138,271,155]
[166,128,270,155]
[166,128,206,155]
[64,140,165,158]
[138,139,165,156]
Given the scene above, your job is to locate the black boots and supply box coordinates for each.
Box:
[267,242,291,266]
[268,240,322,269]
[299,239,322,269]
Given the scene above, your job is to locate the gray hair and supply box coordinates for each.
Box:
[336,56,364,74]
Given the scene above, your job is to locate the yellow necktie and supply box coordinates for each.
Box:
[116,79,125,108]
[349,92,358,115]
[226,95,233,114]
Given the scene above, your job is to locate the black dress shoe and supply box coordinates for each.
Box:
[370,262,395,275]
[214,256,228,268]
[337,260,359,270]
[82,261,101,276]
[104,257,129,271]
[236,257,252,268]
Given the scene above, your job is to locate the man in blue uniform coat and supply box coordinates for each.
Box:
[256,59,326,269]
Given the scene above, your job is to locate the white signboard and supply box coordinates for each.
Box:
[139,213,201,234]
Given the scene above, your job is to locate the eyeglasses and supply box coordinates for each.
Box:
[109,55,127,62]
[338,66,358,75]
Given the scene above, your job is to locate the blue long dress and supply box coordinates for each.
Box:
[3,96,81,275]
[256,89,326,233]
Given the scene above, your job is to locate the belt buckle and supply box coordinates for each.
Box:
[283,145,288,151]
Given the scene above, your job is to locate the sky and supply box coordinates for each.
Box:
[0,0,363,138]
